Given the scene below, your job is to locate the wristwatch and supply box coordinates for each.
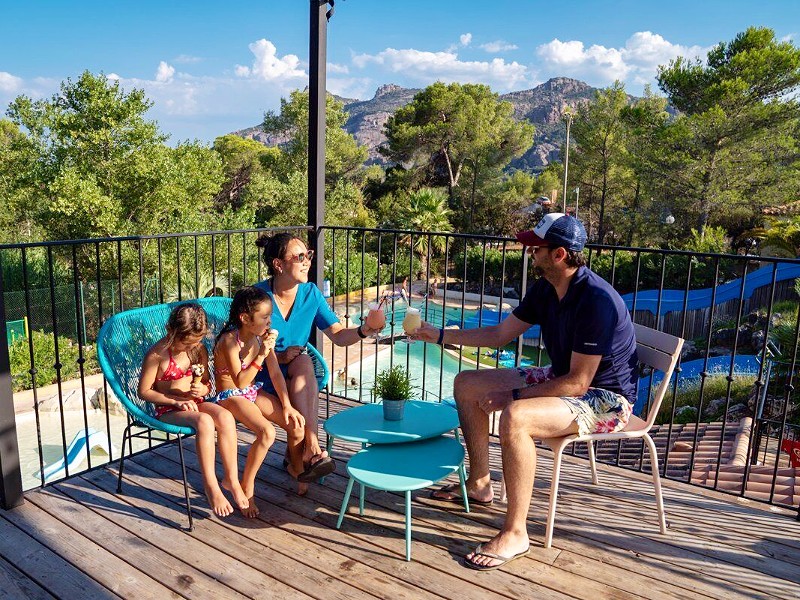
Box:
[511,388,522,401]
[357,324,367,339]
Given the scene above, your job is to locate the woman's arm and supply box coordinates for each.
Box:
[324,321,382,347]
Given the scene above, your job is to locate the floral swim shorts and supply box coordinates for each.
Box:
[215,382,263,404]
[516,365,633,436]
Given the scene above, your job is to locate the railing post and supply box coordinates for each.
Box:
[0,267,24,509]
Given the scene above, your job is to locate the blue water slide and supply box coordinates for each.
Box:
[622,263,800,317]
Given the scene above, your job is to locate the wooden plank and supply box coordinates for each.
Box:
[0,512,119,600]
[0,557,55,600]
[54,476,304,600]
[147,440,560,600]
[9,492,173,600]
[269,440,721,600]
[82,462,383,600]
[549,454,800,567]
[180,432,668,600]
[517,467,799,598]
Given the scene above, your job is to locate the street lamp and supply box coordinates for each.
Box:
[562,109,573,213]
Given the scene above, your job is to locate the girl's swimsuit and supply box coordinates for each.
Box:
[214,331,264,403]
[154,350,210,417]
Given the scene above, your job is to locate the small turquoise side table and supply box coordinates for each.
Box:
[336,435,469,561]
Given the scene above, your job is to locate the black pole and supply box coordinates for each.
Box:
[309,0,330,347]
[0,266,24,509]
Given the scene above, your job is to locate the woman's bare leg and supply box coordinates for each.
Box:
[285,354,326,465]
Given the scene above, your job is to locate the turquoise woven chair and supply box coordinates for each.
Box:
[97,296,329,529]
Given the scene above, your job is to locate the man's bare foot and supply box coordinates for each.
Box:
[221,478,250,511]
[206,487,233,517]
[464,531,530,570]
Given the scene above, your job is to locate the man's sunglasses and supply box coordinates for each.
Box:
[285,249,314,263]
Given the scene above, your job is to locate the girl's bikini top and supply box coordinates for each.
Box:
[215,330,261,376]
[156,350,193,382]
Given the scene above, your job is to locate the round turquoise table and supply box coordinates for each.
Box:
[323,400,460,445]
[336,435,468,561]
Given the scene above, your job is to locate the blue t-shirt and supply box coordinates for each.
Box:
[512,266,638,403]
[253,280,340,351]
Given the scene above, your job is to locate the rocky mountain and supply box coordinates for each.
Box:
[233,77,600,171]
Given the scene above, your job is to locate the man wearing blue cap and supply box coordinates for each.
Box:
[411,213,638,571]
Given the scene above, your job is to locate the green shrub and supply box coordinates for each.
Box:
[451,246,523,289]
[9,330,98,392]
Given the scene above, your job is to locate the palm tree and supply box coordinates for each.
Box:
[397,187,453,274]
[747,216,800,258]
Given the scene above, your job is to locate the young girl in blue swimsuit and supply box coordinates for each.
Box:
[138,303,249,518]
[214,287,308,502]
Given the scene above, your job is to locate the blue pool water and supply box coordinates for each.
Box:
[335,301,763,417]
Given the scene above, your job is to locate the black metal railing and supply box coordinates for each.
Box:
[1,226,798,516]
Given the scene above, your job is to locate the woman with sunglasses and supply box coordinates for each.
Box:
[253,232,383,481]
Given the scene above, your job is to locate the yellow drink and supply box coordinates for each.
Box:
[402,307,421,334]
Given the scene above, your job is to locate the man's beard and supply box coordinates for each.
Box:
[533,265,545,278]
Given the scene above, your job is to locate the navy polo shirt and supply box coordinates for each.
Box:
[512,266,638,403]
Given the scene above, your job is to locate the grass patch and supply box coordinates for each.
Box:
[656,373,755,424]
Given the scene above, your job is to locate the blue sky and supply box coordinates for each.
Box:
[1,0,797,143]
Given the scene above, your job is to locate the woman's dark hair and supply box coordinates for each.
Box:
[164,303,208,361]
[216,286,273,346]
[255,232,305,276]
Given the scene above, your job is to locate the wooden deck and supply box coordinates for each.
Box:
[2,398,799,600]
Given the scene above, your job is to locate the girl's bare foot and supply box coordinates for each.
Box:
[222,478,250,512]
[206,487,233,517]
[242,496,260,518]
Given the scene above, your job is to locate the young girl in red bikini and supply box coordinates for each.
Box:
[214,287,309,502]
[138,303,249,518]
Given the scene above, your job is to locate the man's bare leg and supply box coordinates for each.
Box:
[466,396,577,568]
[438,368,528,503]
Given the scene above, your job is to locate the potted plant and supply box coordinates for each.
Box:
[374,366,414,421]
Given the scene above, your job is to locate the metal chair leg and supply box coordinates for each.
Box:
[405,490,412,561]
[116,423,132,493]
[176,434,193,531]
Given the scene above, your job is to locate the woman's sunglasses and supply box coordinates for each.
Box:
[284,249,314,263]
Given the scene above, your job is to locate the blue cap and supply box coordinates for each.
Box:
[516,213,587,251]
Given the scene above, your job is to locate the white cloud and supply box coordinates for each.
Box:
[173,54,203,64]
[480,40,518,53]
[327,76,372,100]
[235,38,306,81]
[0,71,23,92]
[536,32,707,87]
[460,33,472,46]
[327,62,349,74]
[155,61,175,83]
[352,47,528,91]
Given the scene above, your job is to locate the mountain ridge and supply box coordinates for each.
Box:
[232,77,602,171]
